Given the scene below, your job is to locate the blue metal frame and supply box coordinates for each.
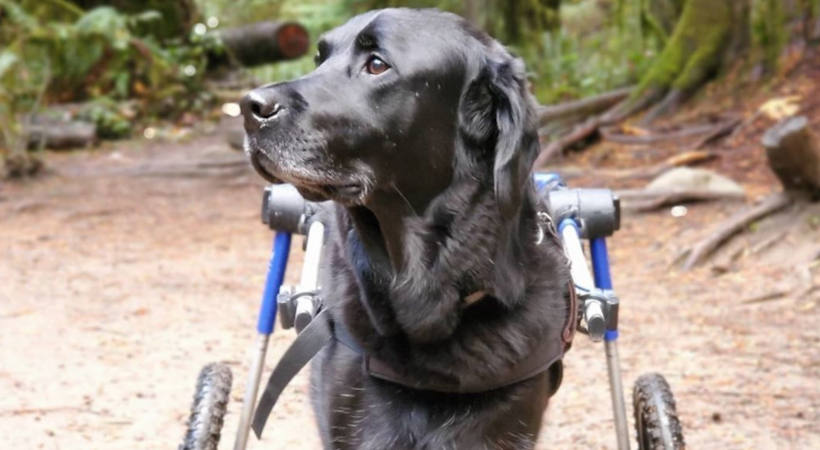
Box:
[256,232,292,335]
[590,238,612,290]
[590,237,618,342]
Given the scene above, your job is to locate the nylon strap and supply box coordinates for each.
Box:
[251,309,333,438]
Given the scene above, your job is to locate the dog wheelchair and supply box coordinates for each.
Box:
[179,172,685,450]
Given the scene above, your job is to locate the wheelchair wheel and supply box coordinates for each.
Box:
[633,373,684,450]
[180,362,233,450]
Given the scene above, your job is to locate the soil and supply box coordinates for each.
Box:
[2,60,820,450]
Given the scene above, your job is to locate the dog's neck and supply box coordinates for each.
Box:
[342,181,535,341]
[345,193,419,276]
[345,181,532,290]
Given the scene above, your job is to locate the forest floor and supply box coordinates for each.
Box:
[2,57,820,449]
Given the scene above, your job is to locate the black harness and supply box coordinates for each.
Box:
[251,210,577,438]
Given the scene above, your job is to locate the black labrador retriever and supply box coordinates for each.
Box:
[241,8,574,449]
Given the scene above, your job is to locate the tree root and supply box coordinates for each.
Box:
[601,88,664,124]
[642,89,685,125]
[535,116,602,166]
[682,192,793,270]
[537,86,633,127]
[554,150,717,180]
[693,117,742,148]
[598,117,740,147]
[600,122,721,145]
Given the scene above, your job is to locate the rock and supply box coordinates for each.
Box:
[646,167,745,195]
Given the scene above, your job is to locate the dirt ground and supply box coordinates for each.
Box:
[2,110,819,448]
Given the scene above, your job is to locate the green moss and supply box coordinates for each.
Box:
[640,0,684,43]
[751,0,786,70]
[633,0,732,100]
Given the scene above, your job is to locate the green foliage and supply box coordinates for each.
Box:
[531,23,657,103]
[76,98,135,139]
[342,0,560,47]
[0,0,217,160]
[199,0,657,104]
[530,0,658,103]
[0,1,51,172]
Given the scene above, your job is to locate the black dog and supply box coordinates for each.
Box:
[242,8,574,449]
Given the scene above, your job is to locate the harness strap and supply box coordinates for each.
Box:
[251,309,333,438]
[252,305,571,437]
[363,329,565,394]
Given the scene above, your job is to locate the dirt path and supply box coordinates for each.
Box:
[1,133,818,449]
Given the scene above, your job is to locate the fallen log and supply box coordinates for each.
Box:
[210,21,309,68]
[762,116,820,195]
[27,121,97,150]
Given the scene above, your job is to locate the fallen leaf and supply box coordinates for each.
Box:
[758,96,801,120]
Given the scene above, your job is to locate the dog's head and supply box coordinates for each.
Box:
[242,8,538,217]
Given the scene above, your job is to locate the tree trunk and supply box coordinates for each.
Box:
[615,0,809,123]
[640,0,684,43]
[762,116,820,196]
[628,0,737,122]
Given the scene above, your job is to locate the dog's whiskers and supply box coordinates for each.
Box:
[391,182,418,217]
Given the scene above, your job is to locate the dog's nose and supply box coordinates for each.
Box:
[241,88,284,128]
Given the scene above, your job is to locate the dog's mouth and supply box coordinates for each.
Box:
[296,180,365,203]
[248,147,368,204]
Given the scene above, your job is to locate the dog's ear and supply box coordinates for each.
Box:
[487,57,538,218]
[459,55,538,218]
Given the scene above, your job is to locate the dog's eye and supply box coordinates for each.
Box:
[365,56,390,75]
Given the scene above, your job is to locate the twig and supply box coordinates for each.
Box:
[750,230,788,255]
[741,288,791,304]
[682,192,793,270]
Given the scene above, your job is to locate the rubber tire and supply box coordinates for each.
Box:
[633,373,685,450]
[180,363,233,450]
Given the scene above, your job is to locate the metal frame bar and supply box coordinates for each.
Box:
[590,237,630,450]
[234,232,292,450]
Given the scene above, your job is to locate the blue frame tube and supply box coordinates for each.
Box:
[590,237,612,290]
[590,237,618,342]
[256,232,292,334]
